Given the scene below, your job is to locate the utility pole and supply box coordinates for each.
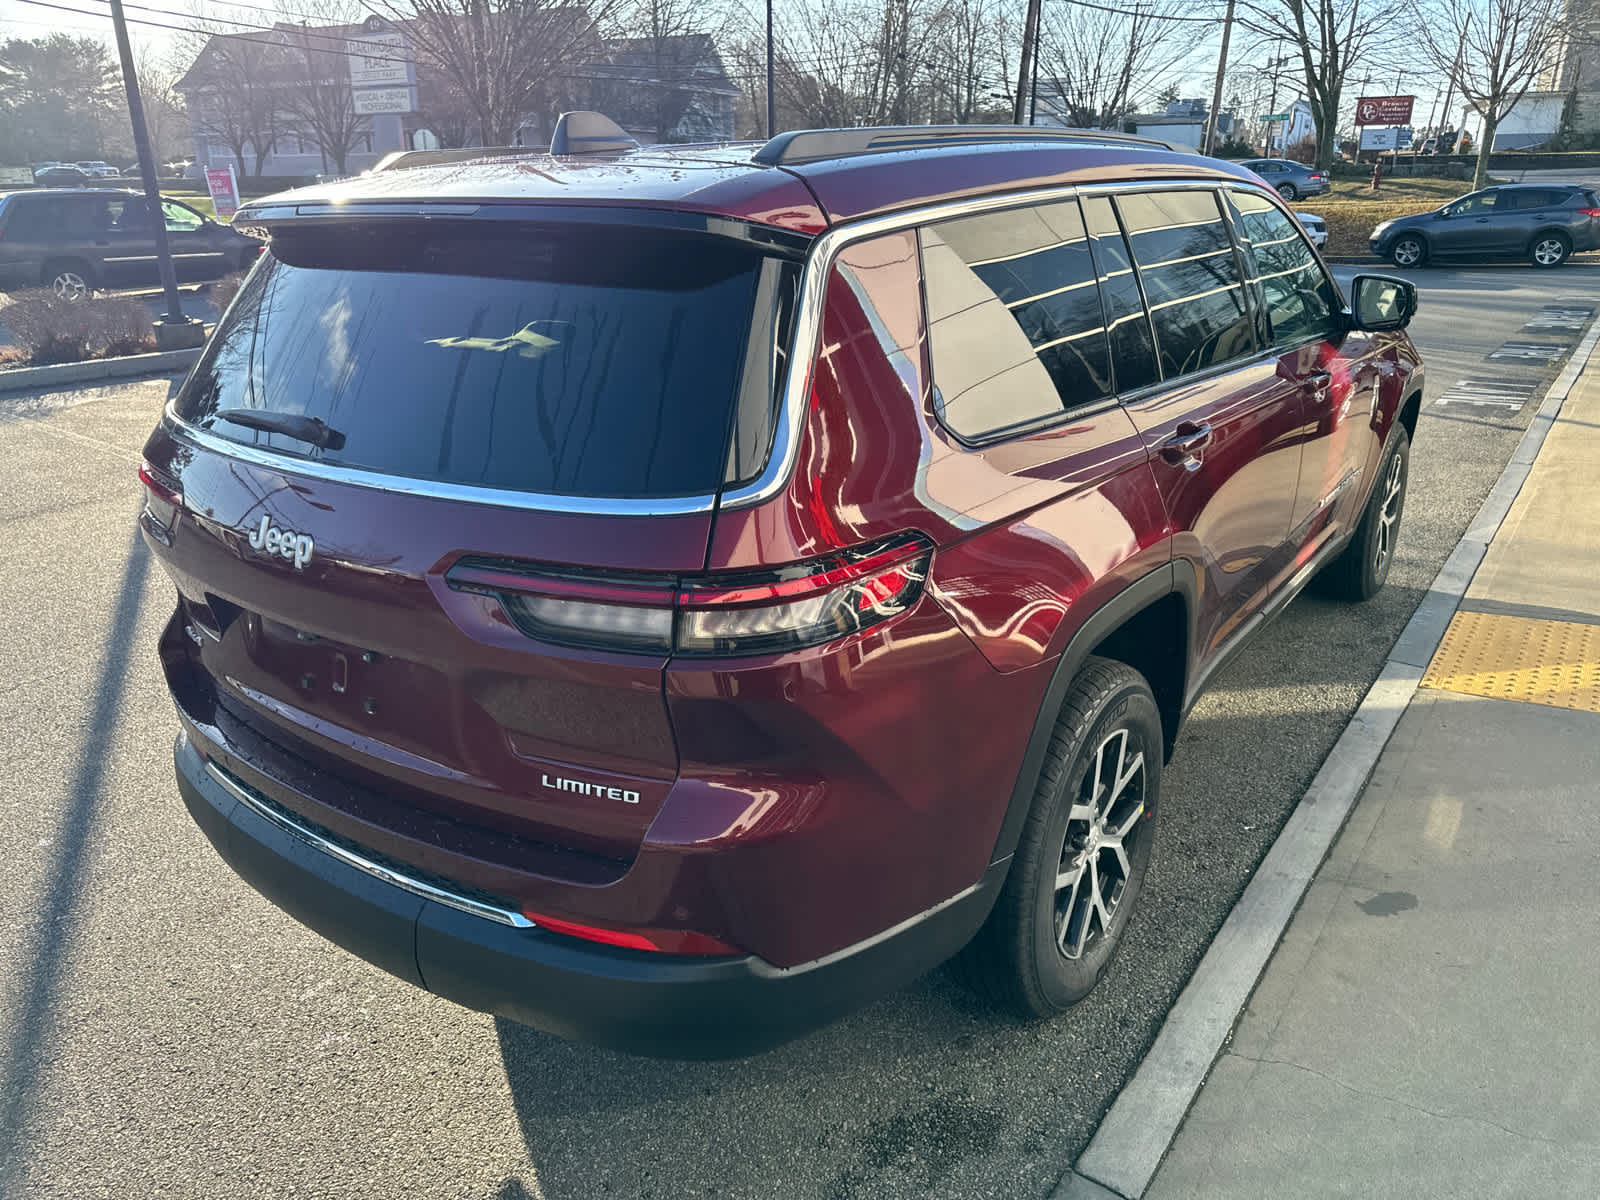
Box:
[765,0,776,137]
[108,0,204,350]
[1203,0,1236,154]
[1436,17,1468,154]
[1014,0,1042,125]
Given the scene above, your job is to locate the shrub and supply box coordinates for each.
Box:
[1282,135,1319,164]
[1213,138,1257,159]
[0,291,157,366]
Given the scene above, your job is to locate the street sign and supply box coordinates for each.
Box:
[204,165,240,220]
[1262,113,1289,122]
[353,86,413,115]
[347,32,408,87]
[1355,95,1414,125]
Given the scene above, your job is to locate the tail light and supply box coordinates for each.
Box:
[445,531,933,658]
[1579,208,1600,218]
[138,459,183,540]
[524,910,742,956]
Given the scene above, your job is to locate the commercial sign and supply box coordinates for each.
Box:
[353,86,413,115]
[204,165,240,220]
[347,32,409,87]
[1358,126,1414,151]
[1355,95,1415,125]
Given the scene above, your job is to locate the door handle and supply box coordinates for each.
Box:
[1474,217,1490,223]
[1160,422,1213,468]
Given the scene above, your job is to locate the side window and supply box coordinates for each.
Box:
[1447,191,1495,216]
[58,197,113,236]
[921,199,1112,440]
[163,200,206,232]
[1117,189,1256,379]
[1081,195,1158,394]
[1229,191,1342,345]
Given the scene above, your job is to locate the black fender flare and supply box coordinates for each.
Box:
[987,560,1198,868]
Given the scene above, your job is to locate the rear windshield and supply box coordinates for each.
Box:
[174,221,790,500]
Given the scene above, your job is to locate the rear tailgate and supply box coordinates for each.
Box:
[144,214,796,867]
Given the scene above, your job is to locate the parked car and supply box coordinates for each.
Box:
[76,161,121,178]
[32,165,95,186]
[140,116,1423,1058]
[0,189,263,298]
[1296,211,1328,249]
[1371,183,1600,268]
[1238,158,1331,200]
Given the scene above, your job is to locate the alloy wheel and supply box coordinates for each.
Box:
[1054,727,1147,960]
[51,271,89,301]
[1533,237,1566,267]
[1374,449,1405,574]
[1392,238,1423,267]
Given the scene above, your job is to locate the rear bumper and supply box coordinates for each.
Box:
[174,727,1004,1058]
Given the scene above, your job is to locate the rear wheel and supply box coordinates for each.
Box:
[1530,233,1570,268]
[959,657,1161,1015]
[1276,182,1298,201]
[1389,235,1426,268]
[1317,425,1410,602]
[42,259,94,301]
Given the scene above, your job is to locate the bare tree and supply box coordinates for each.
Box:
[280,24,371,173]
[185,32,288,178]
[924,0,1003,123]
[1034,0,1198,128]
[1413,0,1568,188]
[1241,0,1407,169]
[592,0,734,141]
[361,0,615,144]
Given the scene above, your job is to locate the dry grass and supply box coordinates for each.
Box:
[0,291,157,366]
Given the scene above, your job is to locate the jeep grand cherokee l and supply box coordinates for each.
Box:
[140,117,1423,1058]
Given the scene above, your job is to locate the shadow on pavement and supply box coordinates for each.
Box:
[0,528,149,1199]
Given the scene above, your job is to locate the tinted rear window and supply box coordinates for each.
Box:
[174,222,782,500]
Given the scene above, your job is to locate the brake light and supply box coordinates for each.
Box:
[444,532,933,658]
[1579,208,1600,218]
[524,910,742,956]
[138,459,183,536]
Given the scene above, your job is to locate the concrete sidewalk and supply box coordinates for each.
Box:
[1142,344,1600,1197]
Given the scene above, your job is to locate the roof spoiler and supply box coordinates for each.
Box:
[752,125,1177,166]
[550,111,639,156]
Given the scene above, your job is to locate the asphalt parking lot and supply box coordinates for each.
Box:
[0,263,1593,1200]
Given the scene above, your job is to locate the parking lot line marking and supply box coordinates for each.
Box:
[1487,341,1571,363]
[1434,378,1540,411]
[1422,610,1600,713]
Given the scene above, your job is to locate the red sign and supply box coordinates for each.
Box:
[204,166,240,220]
[1355,95,1415,125]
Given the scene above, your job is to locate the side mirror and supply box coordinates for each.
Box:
[1348,273,1418,332]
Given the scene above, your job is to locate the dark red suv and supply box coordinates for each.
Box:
[140,120,1422,1057]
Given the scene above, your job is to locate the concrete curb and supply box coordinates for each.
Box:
[0,348,201,396]
[1063,313,1600,1200]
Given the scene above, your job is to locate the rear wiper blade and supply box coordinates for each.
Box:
[216,409,346,451]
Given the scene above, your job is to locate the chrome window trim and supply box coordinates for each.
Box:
[204,759,536,929]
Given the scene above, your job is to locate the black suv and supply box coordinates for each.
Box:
[0,189,262,298]
[1371,183,1600,268]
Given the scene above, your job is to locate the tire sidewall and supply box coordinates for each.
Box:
[1391,236,1425,268]
[1531,234,1569,268]
[1355,427,1410,596]
[1025,682,1162,1010]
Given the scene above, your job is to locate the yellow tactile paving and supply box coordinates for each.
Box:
[1421,610,1600,713]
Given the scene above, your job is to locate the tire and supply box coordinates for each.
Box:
[42,259,95,301]
[1389,235,1426,268]
[958,657,1162,1016]
[1530,232,1570,268]
[1276,182,1298,201]
[1317,425,1410,602]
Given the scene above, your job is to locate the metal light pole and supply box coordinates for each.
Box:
[1203,0,1236,154]
[765,0,776,137]
[107,0,204,349]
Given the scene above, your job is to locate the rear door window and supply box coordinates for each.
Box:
[1081,195,1159,394]
[1228,191,1341,345]
[1116,189,1256,379]
[920,199,1113,440]
[173,221,786,501]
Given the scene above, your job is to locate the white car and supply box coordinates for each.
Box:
[1295,211,1328,250]
[75,161,121,178]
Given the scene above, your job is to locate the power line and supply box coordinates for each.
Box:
[1050,0,1225,24]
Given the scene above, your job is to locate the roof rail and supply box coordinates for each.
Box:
[752,125,1176,166]
[369,147,545,173]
